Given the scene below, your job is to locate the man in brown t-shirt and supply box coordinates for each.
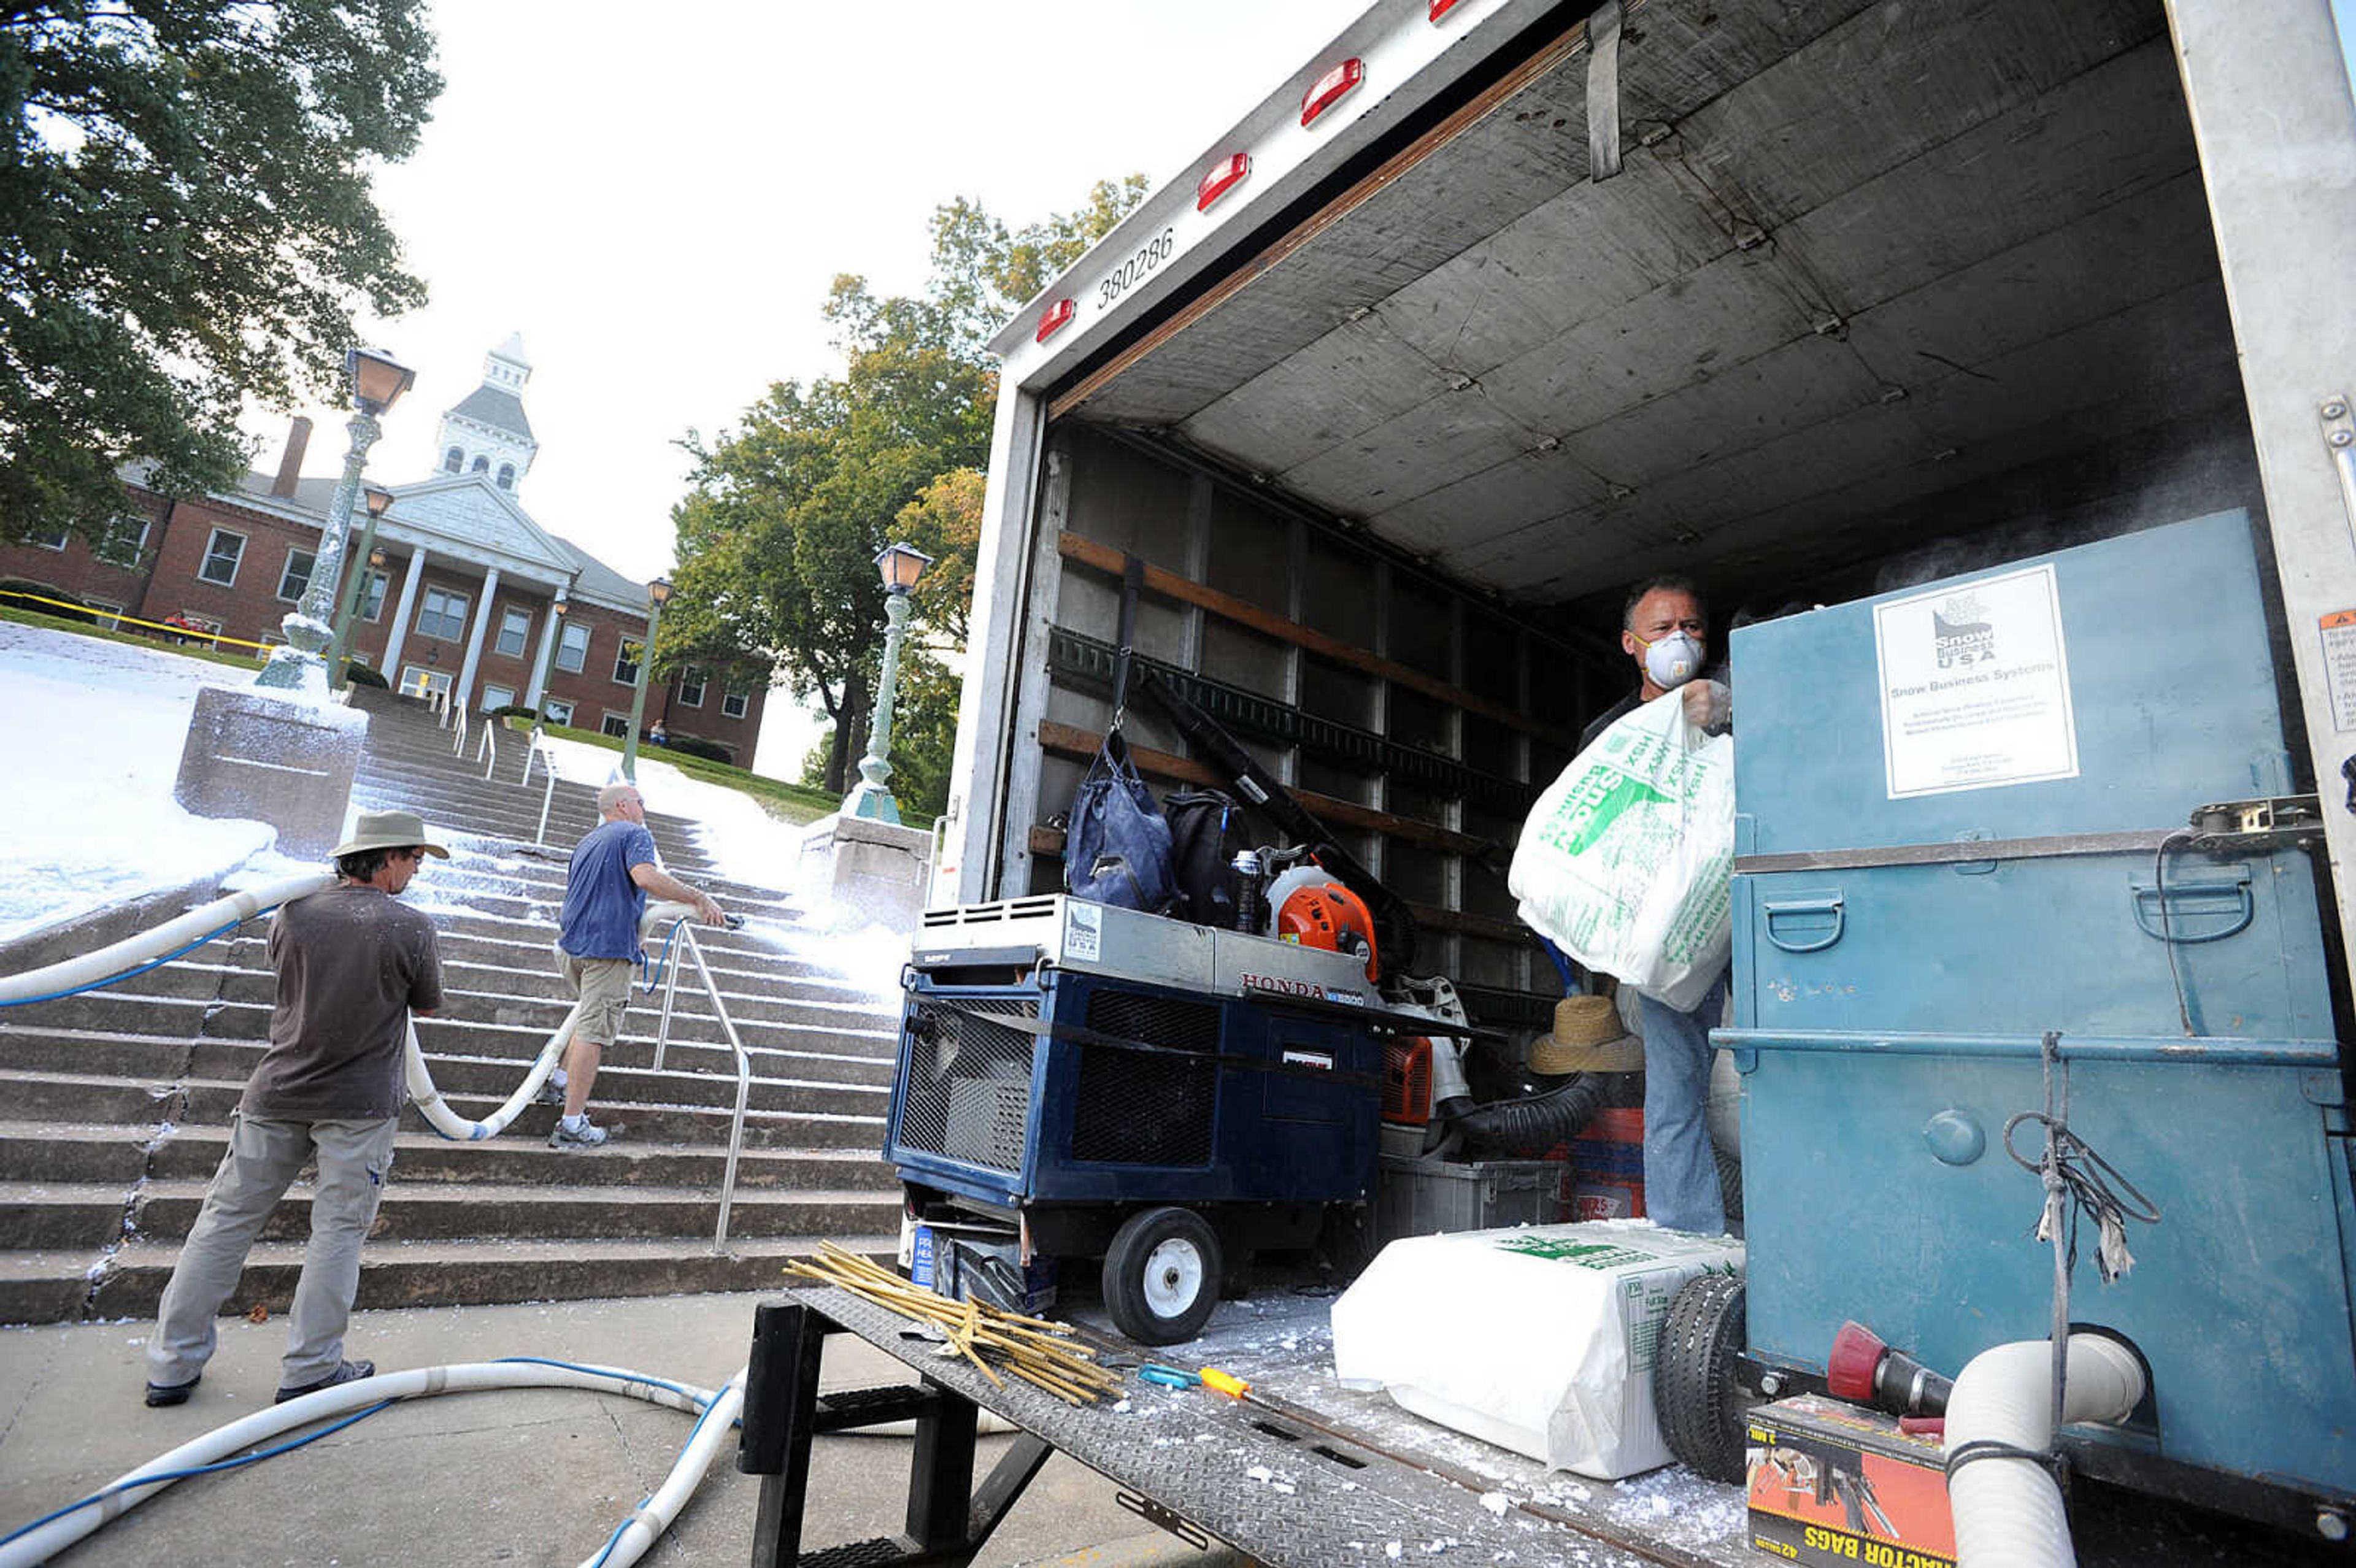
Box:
[144,810,447,1409]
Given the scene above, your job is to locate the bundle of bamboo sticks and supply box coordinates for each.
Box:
[785,1241,1125,1407]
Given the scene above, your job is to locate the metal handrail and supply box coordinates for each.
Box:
[433,688,451,729]
[451,705,469,756]
[475,720,497,780]
[645,912,753,1253]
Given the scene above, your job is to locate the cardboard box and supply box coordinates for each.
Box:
[1572,1109,1646,1220]
[907,1220,1057,1313]
[1746,1395,1954,1568]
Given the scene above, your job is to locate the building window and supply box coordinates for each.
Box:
[96,517,151,566]
[198,528,245,587]
[543,698,574,726]
[555,621,591,673]
[275,547,317,602]
[481,683,515,712]
[496,463,515,490]
[600,712,631,738]
[471,456,489,474]
[677,667,706,707]
[86,599,123,629]
[360,570,390,622]
[416,585,470,641]
[493,605,531,658]
[26,523,70,551]
[444,447,463,474]
[612,639,641,685]
[722,689,749,720]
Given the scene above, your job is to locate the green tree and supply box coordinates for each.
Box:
[665,179,1148,796]
[1,2,442,545]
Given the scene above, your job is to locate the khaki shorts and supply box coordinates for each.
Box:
[558,950,635,1043]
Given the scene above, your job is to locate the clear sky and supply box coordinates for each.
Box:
[242,0,1371,777]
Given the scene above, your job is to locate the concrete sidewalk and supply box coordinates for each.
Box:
[0,1291,1225,1567]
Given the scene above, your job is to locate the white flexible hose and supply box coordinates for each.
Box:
[0,872,334,1004]
[402,1004,577,1141]
[0,1359,737,1568]
[1944,1334,2147,1568]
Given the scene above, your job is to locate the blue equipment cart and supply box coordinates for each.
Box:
[882,894,1423,1344]
[1686,510,2355,1538]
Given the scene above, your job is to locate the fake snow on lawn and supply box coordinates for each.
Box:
[0,623,907,1001]
[0,624,277,943]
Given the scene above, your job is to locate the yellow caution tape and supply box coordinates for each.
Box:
[0,590,272,653]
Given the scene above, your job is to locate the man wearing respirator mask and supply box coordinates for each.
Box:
[1574,575,1733,1234]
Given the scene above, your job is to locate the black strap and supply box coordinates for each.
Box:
[1109,554,1145,723]
[1945,1439,2071,1486]
[925,997,1383,1092]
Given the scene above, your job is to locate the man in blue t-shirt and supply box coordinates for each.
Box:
[547,782,725,1147]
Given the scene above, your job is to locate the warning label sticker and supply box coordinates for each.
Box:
[2318,610,2356,732]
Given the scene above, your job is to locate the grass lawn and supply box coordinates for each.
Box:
[1,604,269,673]
[507,717,840,827]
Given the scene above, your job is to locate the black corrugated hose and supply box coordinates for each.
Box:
[1450,1072,1612,1156]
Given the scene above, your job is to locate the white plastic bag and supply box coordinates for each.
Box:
[1509,690,1733,1012]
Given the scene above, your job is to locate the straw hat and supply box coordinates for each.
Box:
[329,809,450,861]
[1530,994,1645,1074]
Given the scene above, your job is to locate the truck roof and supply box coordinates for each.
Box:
[1002,0,2235,612]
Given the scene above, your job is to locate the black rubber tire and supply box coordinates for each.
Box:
[1654,1270,1751,1483]
[1102,1206,1224,1347]
[1715,1145,1744,1226]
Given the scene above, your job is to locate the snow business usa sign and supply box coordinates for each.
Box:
[1871,563,2079,799]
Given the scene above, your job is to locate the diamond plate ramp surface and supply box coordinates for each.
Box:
[781,1283,1680,1568]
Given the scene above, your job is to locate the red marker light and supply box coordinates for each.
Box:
[1035,299,1076,344]
[1301,58,1364,127]
[1430,0,1468,17]
[1196,153,1251,212]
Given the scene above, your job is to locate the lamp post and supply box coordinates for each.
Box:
[531,596,569,741]
[257,347,414,693]
[842,542,933,824]
[621,578,671,782]
[325,483,396,685]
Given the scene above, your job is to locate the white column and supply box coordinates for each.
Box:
[380,547,428,680]
[452,564,502,714]
[525,586,566,707]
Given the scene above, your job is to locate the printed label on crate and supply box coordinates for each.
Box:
[1063,900,1101,962]
[1282,1048,1334,1070]
[1872,563,2078,799]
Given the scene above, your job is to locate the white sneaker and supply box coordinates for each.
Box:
[547,1117,609,1149]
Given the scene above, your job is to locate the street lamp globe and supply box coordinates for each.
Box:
[876,542,933,596]
[364,485,395,519]
[348,347,416,417]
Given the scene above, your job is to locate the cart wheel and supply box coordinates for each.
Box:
[1654,1270,1750,1483]
[1103,1206,1223,1346]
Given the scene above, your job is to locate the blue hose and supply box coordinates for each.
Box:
[0,1400,393,1548]
[0,914,255,1008]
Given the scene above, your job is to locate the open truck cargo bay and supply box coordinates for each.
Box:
[888,0,2356,1561]
[946,0,2356,1022]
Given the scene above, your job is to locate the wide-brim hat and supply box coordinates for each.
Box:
[329,809,450,861]
[1530,994,1645,1074]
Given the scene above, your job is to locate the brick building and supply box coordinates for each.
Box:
[0,337,768,763]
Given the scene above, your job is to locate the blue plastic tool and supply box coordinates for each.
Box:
[1137,1364,1201,1389]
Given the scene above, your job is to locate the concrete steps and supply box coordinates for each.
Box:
[0,690,914,1324]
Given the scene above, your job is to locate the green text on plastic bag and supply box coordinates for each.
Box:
[1537,768,1671,859]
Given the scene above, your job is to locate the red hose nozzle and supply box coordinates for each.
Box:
[1825,1320,1953,1416]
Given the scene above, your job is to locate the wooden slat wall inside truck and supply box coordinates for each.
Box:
[1015,423,1619,1030]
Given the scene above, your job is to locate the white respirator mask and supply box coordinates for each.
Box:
[1638,629,1705,689]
